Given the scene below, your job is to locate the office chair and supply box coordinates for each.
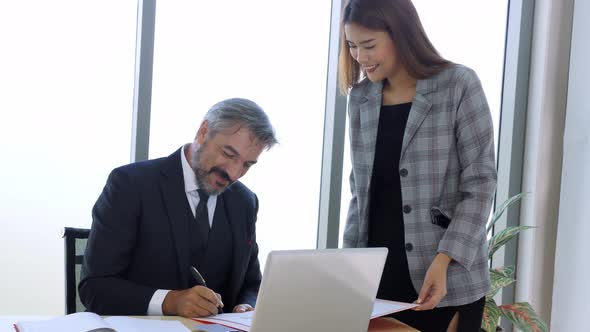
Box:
[62,227,90,314]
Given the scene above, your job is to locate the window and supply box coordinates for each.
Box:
[149,0,333,267]
[0,0,137,314]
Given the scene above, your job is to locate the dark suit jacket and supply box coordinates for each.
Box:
[79,148,261,315]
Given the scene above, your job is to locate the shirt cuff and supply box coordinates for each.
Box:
[147,289,170,315]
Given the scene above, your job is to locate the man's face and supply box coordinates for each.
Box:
[191,122,264,195]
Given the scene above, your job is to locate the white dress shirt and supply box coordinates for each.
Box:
[147,145,218,315]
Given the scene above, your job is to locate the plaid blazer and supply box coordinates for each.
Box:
[343,64,497,306]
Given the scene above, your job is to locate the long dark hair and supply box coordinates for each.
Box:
[338,0,451,94]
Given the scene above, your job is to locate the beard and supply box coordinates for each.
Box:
[191,142,234,195]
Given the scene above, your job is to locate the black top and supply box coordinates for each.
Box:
[368,102,418,302]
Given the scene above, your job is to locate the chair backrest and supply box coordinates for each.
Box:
[62,227,90,314]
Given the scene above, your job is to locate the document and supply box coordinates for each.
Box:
[193,299,417,332]
[370,299,418,318]
[13,312,189,332]
[194,312,253,331]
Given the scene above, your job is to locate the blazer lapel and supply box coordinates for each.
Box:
[160,148,191,287]
[356,81,382,241]
[359,80,383,175]
[401,79,433,160]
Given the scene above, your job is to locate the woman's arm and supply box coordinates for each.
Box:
[437,68,498,270]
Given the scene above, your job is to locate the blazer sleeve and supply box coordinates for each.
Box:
[343,169,360,248]
[437,68,498,270]
[343,93,363,248]
[237,194,262,306]
[79,168,156,315]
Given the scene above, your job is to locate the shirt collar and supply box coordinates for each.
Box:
[181,144,199,194]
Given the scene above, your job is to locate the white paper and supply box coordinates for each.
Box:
[15,312,112,332]
[370,299,418,318]
[105,316,189,332]
[14,313,189,332]
[195,312,254,331]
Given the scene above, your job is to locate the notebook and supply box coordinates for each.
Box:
[13,312,189,332]
[196,248,402,332]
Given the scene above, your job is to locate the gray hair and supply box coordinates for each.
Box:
[203,98,278,150]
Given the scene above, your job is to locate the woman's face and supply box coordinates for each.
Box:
[344,23,400,82]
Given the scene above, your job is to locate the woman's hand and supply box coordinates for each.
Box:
[413,253,452,311]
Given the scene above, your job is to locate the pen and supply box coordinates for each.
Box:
[190,266,223,314]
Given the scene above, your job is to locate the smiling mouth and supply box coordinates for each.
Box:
[212,174,228,188]
[214,177,228,187]
[209,169,233,189]
[363,64,378,72]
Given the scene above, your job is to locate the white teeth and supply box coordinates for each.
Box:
[364,65,377,71]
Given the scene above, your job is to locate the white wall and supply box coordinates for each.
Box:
[550,0,590,330]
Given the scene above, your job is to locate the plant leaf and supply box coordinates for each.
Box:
[499,302,548,332]
[487,193,526,235]
[481,298,501,332]
[488,225,535,259]
[488,266,515,298]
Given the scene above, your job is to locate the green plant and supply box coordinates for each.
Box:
[481,193,548,332]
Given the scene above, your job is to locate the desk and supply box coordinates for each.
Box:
[1,315,418,332]
[133,315,419,332]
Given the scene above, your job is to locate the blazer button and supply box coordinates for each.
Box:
[403,205,412,214]
[405,243,413,252]
[400,168,408,177]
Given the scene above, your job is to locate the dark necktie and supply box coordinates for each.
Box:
[195,189,210,243]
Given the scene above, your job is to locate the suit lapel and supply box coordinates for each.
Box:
[160,148,191,287]
[355,82,383,241]
[401,78,433,160]
[359,80,383,177]
[357,78,435,167]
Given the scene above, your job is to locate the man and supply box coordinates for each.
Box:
[79,98,277,318]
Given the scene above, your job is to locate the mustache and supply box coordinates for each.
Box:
[209,166,232,183]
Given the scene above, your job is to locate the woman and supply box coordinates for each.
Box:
[339,0,497,331]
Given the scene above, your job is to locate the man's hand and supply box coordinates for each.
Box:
[233,304,254,313]
[162,286,223,318]
[413,253,451,311]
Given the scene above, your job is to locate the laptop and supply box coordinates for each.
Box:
[248,247,388,332]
